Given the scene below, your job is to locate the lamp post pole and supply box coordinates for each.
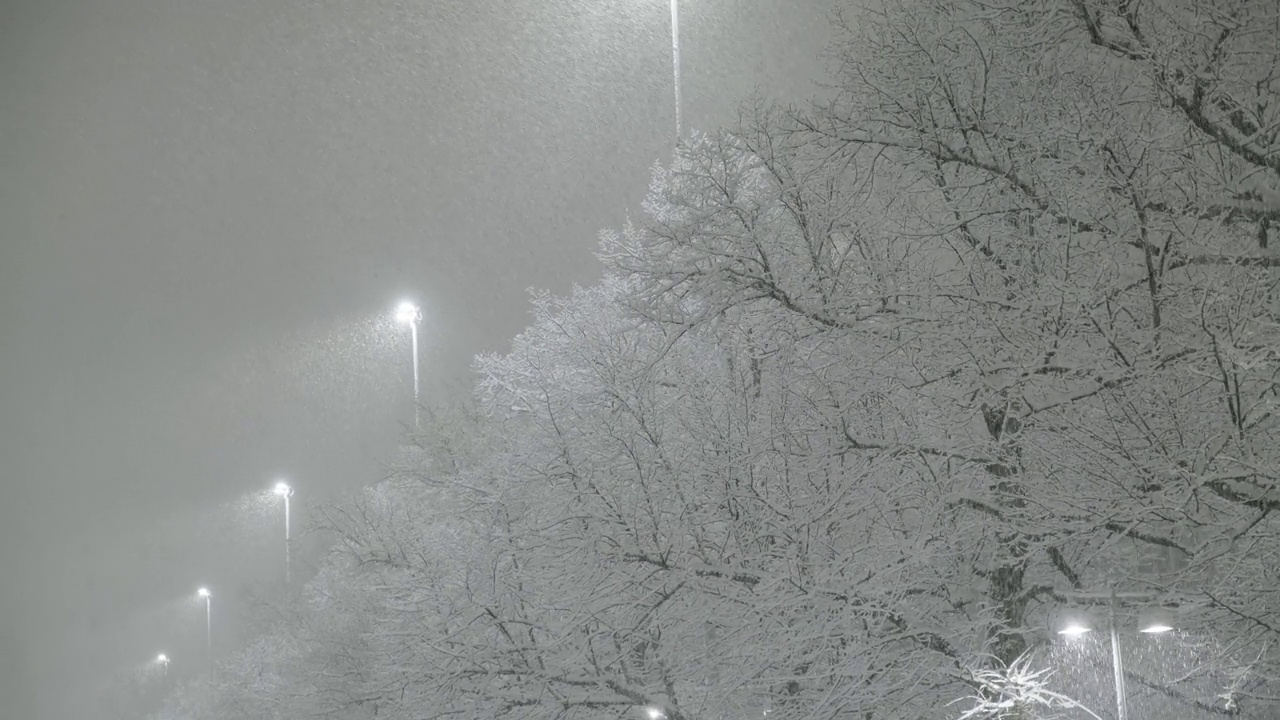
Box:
[396,302,423,431]
[670,0,681,139]
[197,588,212,678]
[284,489,290,584]
[205,593,212,677]
[274,482,293,586]
[1108,586,1128,720]
[410,318,420,429]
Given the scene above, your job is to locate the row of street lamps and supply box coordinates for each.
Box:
[143,0,688,677]
[142,0,685,669]
[144,0,689,678]
[150,301,424,681]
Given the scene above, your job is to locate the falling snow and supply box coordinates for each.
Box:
[3,0,1278,719]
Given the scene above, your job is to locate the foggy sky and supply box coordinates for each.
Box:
[0,0,833,716]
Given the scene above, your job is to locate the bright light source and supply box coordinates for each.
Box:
[157,654,168,663]
[1058,623,1091,637]
[274,481,291,496]
[396,301,421,324]
[197,587,210,598]
[1138,606,1175,634]
[646,708,665,720]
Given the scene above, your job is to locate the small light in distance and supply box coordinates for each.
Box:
[274,481,292,496]
[647,708,665,720]
[197,587,210,598]
[157,654,168,663]
[1140,623,1174,634]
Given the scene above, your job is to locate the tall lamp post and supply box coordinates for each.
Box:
[274,481,294,586]
[197,587,212,678]
[396,301,422,430]
[1057,587,1174,720]
[670,0,681,139]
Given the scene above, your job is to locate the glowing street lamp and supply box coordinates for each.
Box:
[1056,588,1178,720]
[156,653,170,678]
[274,481,294,585]
[646,708,666,720]
[395,300,421,325]
[1056,622,1091,638]
[1139,606,1175,634]
[396,301,423,430]
[197,587,212,677]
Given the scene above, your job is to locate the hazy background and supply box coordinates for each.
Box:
[0,0,834,716]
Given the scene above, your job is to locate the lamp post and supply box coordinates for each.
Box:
[396,301,422,430]
[197,587,212,677]
[156,653,170,679]
[669,0,681,139]
[1107,588,1128,720]
[1057,588,1174,720]
[274,481,293,586]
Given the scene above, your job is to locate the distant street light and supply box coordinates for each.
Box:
[197,587,212,677]
[274,481,294,586]
[647,708,666,720]
[396,301,423,430]
[156,653,170,678]
[1057,587,1177,720]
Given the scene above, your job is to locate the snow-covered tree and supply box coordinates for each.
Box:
[602,0,1280,713]
[152,2,1278,718]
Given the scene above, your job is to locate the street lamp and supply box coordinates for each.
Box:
[1056,588,1176,720]
[274,481,293,586]
[156,653,170,678]
[647,708,666,720]
[197,587,212,677]
[396,301,422,430]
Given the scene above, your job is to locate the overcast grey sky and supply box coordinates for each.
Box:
[1,0,833,716]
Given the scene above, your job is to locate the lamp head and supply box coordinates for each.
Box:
[646,709,665,720]
[1139,606,1177,634]
[396,301,421,324]
[157,654,168,663]
[1051,604,1097,638]
[274,481,292,497]
[1057,622,1091,637]
[197,587,210,598]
